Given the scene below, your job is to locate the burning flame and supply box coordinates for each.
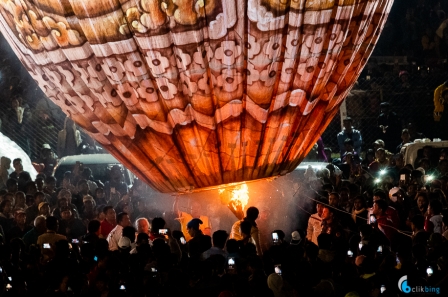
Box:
[218,183,249,210]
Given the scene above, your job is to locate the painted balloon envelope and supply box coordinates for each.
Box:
[0,0,393,192]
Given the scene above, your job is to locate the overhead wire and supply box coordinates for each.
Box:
[293,182,412,238]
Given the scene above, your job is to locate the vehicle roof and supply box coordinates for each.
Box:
[57,154,121,165]
[402,141,448,165]
[294,162,329,171]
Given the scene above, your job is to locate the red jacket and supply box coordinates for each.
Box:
[376,214,396,242]
[385,206,400,229]
[100,219,116,238]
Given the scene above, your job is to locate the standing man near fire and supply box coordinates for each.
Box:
[230,206,262,256]
[174,197,211,241]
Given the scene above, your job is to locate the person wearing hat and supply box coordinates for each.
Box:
[186,218,208,259]
[58,206,86,240]
[290,230,302,246]
[337,116,362,158]
[117,236,132,252]
[38,202,50,217]
[80,195,96,222]
[388,187,409,230]
[377,102,400,152]
[34,144,57,178]
[6,208,32,241]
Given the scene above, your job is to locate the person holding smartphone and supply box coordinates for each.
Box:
[36,216,67,260]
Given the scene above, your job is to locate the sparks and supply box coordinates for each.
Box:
[230,183,249,210]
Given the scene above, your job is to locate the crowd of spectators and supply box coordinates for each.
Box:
[0,119,447,297]
[0,93,103,164]
[0,2,447,297]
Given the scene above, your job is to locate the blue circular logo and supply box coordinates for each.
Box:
[398,276,411,294]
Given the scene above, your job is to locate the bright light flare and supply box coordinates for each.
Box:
[230,183,249,210]
[374,178,381,184]
[219,182,250,210]
[379,170,386,176]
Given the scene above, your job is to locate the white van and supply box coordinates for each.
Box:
[53,154,135,187]
[400,140,448,166]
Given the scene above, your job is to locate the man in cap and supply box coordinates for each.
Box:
[337,117,362,158]
[35,144,57,178]
[58,206,86,240]
[80,195,96,221]
[388,187,409,230]
[7,208,32,240]
[186,218,208,260]
[118,236,132,253]
[38,202,50,217]
[290,231,302,246]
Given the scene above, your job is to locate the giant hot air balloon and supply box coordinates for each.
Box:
[0,0,393,193]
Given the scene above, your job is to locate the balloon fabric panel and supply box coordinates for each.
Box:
[0,0,394,193]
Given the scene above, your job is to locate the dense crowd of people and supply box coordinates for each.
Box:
[0,121,447,297]
[0,2,447,296]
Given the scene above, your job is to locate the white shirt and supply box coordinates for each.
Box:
[106,225,123,251]
[430,215,443,234]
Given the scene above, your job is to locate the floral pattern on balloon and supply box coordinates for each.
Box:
[0,0,394,192]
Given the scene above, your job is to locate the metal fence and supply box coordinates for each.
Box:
[321,70,448,156]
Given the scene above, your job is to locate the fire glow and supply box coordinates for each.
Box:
[219,183,250,210]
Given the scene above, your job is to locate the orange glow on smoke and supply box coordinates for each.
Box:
[219,183,249,210]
